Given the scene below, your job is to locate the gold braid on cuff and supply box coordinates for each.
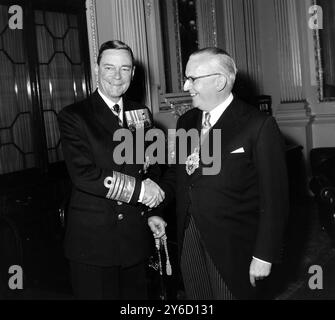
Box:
[104,172,136,203]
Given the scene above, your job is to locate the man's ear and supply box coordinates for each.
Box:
[94,63,99,78]
[131,66,136,80]
[216,75,227,92]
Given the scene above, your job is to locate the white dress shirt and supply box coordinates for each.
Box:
[201,93,234,128]
[98,89,124,124]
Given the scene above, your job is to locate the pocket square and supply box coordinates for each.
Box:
[231,147,245,154]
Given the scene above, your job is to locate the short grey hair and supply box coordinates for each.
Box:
[191,47,237,83]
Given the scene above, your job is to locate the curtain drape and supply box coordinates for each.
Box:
[0,4,34,174]
[35,10,87,163]
[0,3,89,174]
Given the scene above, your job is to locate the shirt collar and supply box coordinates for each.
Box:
[98,89,123,112]
[202,93,233,127]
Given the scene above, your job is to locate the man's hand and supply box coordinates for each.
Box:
[148,216,167,238]
[142,179,165,208]
[249,258,272,287]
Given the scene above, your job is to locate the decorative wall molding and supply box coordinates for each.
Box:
[274,0,304,102]
[276,117,311,126]
[160,92,193,116]
[211,0,217,47]
[144,0,165,113]
[311,114,335,124]
[221,0,236,58]
[173,0,183,92]
[312,0,324,101]
[310,0,335,102]
[275,102,311,121]
[86,0,98,90]
[196,0,217,47]
[243,0,261,93]
[276,111,313,166]
[310,115,335,148]
[145,0,152,17]
[219,0,262,95]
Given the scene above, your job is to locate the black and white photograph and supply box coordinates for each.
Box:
[0,0,334,307]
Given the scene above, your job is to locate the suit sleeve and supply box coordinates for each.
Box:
[57,109,141,205]
[253,116,289,263]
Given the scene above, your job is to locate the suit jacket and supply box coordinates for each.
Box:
[57,90,161,267]
[160,97,289,299]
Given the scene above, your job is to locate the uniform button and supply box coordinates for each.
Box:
[117,201,122,206]
[117,214,124,220]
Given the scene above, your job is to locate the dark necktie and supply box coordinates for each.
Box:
[202,112,211,131]
[201,112,211,144]
[203,112,211,128]
[113,104,122,127]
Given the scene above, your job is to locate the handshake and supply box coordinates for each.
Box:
[140,178,165,208]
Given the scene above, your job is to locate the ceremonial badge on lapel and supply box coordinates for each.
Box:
[125,109,152,131]
[185,147,200,175]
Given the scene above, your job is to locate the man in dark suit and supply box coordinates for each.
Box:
[159,47,289,299]
[57,40,166,299]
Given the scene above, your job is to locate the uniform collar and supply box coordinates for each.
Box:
[98,89,124,122]
[98,89,124,111]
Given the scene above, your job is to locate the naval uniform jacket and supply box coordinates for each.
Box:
[58,90,161,267]
[160,97,289,299]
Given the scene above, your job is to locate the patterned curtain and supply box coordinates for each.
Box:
[35,9,88,164]
[0,4,89,175]
[0,4,35,174]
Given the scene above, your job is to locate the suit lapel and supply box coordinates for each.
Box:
[190,98,242,183]
[210,98,240,155]
[91,90,120,134]
[186,108,202,155]
[184,109,202,182]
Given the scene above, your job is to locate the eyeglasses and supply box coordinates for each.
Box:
[184,73,224,84]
